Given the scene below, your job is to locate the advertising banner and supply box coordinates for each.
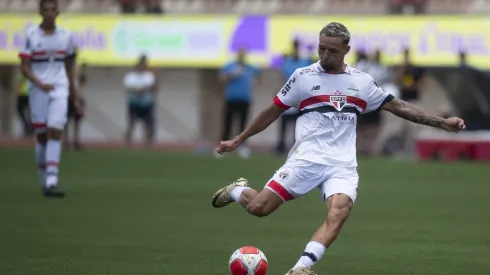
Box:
[0,15,489,69]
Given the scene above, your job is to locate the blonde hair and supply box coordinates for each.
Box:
[319,22,350,45]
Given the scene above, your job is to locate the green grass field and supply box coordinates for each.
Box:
[1,148,489,275]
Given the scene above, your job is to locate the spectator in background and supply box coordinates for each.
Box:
[397,48,423,105]
[395,48,425,155]
[120,0,163,14]
[218,48,259,159]
[459,51,469,68]
[275,39,310,155]
[124,55,157,148]
[65,61,87,151]
[388,0,426,14]
[307,44,319,63]
[355,49,394,156]
[16,74,32,138]
[120,0,137,13]
[145,0,163,14]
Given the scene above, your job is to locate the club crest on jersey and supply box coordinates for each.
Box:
[278,170,289,180]
[331,95,347,111]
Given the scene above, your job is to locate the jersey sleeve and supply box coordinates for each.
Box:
[18,30,32,59]
[363,76,394,113]
[273,69,302,110]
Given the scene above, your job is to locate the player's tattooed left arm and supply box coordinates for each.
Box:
[381,98,445,129]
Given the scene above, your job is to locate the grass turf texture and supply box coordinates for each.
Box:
[0,148,489,275]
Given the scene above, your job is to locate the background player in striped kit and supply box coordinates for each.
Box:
[19,0,81,197]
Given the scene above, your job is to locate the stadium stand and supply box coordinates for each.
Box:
[1,0,488,14]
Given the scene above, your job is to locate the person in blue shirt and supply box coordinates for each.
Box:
[218,48,259,158]
[275,40,312,154]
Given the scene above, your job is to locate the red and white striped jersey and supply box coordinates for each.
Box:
[18,25,75,95]
[273,62,394,167]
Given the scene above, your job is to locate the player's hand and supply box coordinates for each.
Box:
[38,83,54,92]
[216,138,240,155]
[441,117,465,132]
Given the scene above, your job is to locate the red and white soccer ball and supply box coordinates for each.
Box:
[229,246,268,275]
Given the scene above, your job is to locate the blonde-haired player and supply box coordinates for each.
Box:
[211,22,465,275]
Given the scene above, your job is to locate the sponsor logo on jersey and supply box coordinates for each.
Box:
[281,77,296,96]
[347,84,359,92]
[300,68,315,75]
[311,85,321,91]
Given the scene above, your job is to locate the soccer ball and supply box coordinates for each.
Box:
[229,246,268,275]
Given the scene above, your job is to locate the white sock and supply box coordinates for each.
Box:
[45,139,61,188]
[292,241,326,270]
[35,142,46,187]
[230,186,251,202]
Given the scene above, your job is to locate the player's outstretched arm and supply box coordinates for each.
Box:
[381,98,465,132]
[216,103,284,154]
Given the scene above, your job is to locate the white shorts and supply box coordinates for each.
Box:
[29,87,69,133]
[264,159,359,203]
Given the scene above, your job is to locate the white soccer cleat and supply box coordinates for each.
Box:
[211,178,248,208]
[285,268,318,275]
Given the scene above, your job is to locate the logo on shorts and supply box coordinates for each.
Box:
[331,94,347,111]
[279,170,289,180]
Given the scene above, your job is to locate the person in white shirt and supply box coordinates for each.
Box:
[123,55,157,148]
[19,0,81,198]
[211,22,466,275]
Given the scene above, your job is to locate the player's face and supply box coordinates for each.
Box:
[40,2,59,23]
[318,35,350,70]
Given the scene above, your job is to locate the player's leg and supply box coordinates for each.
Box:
[290,167,358,273]
[44,94,69,197]
[143,105,155,148]
[212,179,283,217]
[212,160,324,217]
[73,115,82,150]
[125,104,137,147]
[29,90,49,188]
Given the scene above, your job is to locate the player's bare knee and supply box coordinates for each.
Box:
[246,202,271,218]
[327,206,350,231]
[47,128,63,140]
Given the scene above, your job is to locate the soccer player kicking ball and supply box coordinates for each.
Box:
[211,22,465,275]
[19,0,81,198]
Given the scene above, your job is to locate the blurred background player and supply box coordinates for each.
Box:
[16,74,33,138]
[355,49,394,156]
[65,50,86,151]
[395,48,425,156]
[217,48,260,159]
[124,54,157,148]
[18,0,80,197]
[275,39,311,155]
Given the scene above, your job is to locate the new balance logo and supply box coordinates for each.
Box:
[311,85,321,91]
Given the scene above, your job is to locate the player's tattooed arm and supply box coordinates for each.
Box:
[382,98,444,128]
[236,104,285,143]
[382,98,465,132]
[216,103,284,155]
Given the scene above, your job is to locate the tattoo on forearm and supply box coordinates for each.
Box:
[385,99,445,128]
